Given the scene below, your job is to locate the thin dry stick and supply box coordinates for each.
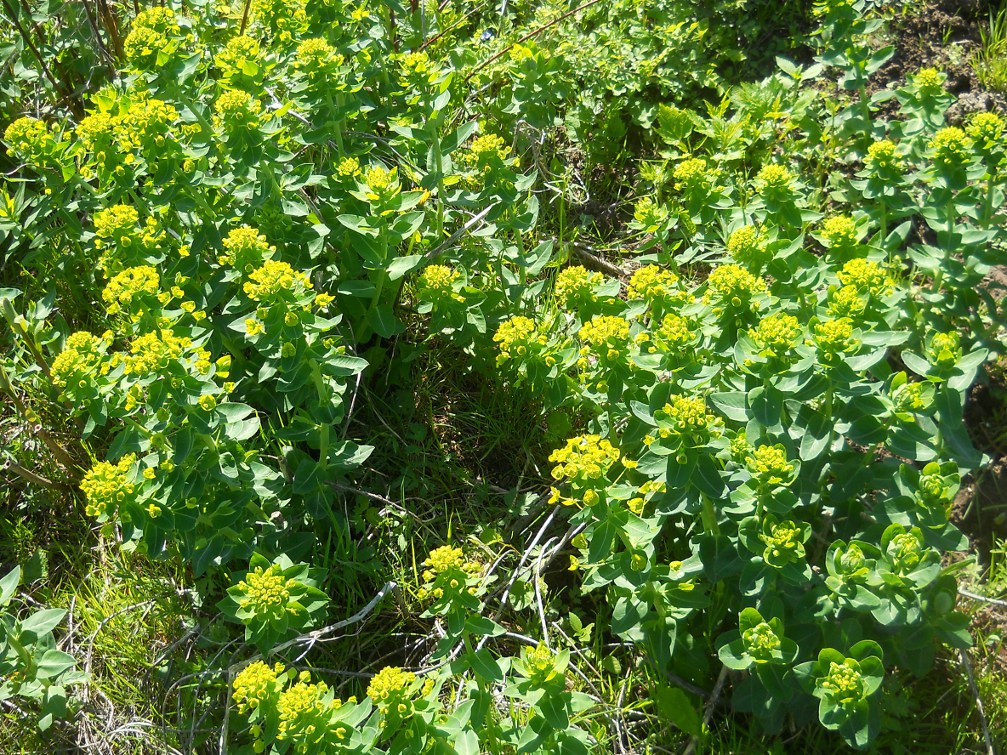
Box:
[239,0,252,35]
[465,0,604,80]
[960,648,995,755]
[682,665,729,755]
[960,587,1007,609]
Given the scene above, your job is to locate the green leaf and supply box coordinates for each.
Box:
[20,608,65,642]
[466,648,504,682]
[654,685,700,736]
[367,304,402,338]
[0,566,20,607]
[386,254,423,281]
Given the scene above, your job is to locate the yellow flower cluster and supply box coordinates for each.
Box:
[756,164,794,194]
[418,545,481,601]
[519,643,561,685]
[461,134,512,171]
[215,35,261,79]
[366,666,416,718]
[821,660,864,704]
[80,454,136,519]
[743,622,781,660]
[417,264,463,305]
[3,117,54,162]
[811,318,858,361]
[967,111,1005,154]
[219,226,276,271]
[928,331,961,368]
[674,157,712,192]
[749,312,802,358]
[238,564,296,620]
[123,329,190,376]
[820,215,858,249]
[628,264,679,306]
[214,90,263,132]
[102,265,160,317]
[295,38,343,74]
[653,313,693,351]
[837,259,893,297]
[243,260,312,301]
[827,285,866,318]
[253,0,309,43]
[364,164,395,194]
[52,331,109,389]
[656,395,722,443]
[233,661,282,714]
[746,444,795,487]
[94,204,140,251]
[703,264,766,310]
[494,315,548,365]
[336,157,361,178]
[277,676,346,747]
[865,139,903,173]
[123,8,180,69]
[726,225,766,266]
[761,519,804,559]
[929,127,972,169]
[548,434,620,484]
[554,265,601,309]
[633,196,669,228]
[578,316,630,361]
[912,67,944,94]
[117,98,178,152]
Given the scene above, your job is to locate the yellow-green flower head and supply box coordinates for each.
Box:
[554,265,602,309]
[124,329,191,376]
[94,204,140,248]
[366,666,416,718]
[726,225,767,266]
[233,661,282,714]
[674,157,712,192]
[80,454,136,519]
[509,42,536,62]
[4,116,54,162]
[243,260,312,301]
[633,196,669,227]
[887,531,923,573]
[821,659,864,704]
[811,318,858,362]
[238,564,296,619]
[116,98,179,152]
[423,545,468,575]
[827,284,867,318]
[579,315,631,362]
[820,215,858,249]
[400,50,438,82]
[967,111,1005,154]
[912,67,945,95]
[463,133,512,170]
[703,264,767,310]
[837,543,868,575]
[52,331,109,389]
[253,0,309,42]
[548,434,620,484]
[628,264,680,306]
[276,677,345,746]
[215,35,261,78]
[76,113,115,153]
[929,127,972,169]
[746,444,795,487]
[214,89,262,132]
[760,518,805,562]
[519,643,561,685]
[493,315,548,365]
[749,312,802,358]
[927,330,962,368]
[656,395,723,445]
[336,156,361,178]
[123,7,180,69]
[417,264,464,305]
[837,258,893,297]
[756,164,794,195]
[295,37,342,73]
[729,433,753,463]
[743,621,781,661]
[865,139,903,173]
[102,265,160,317]
[892,379,929,414]
[918,469,951,506]
[219,226,276,271]
[364,164,395,193]
[654,313,694,350]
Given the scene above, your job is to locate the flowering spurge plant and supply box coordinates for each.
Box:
[0,567,83,731]
[219,553,329,652]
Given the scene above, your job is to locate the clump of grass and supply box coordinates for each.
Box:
[972,2,1007,94]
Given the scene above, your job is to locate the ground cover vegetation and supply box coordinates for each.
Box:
[1,0,1006,751]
